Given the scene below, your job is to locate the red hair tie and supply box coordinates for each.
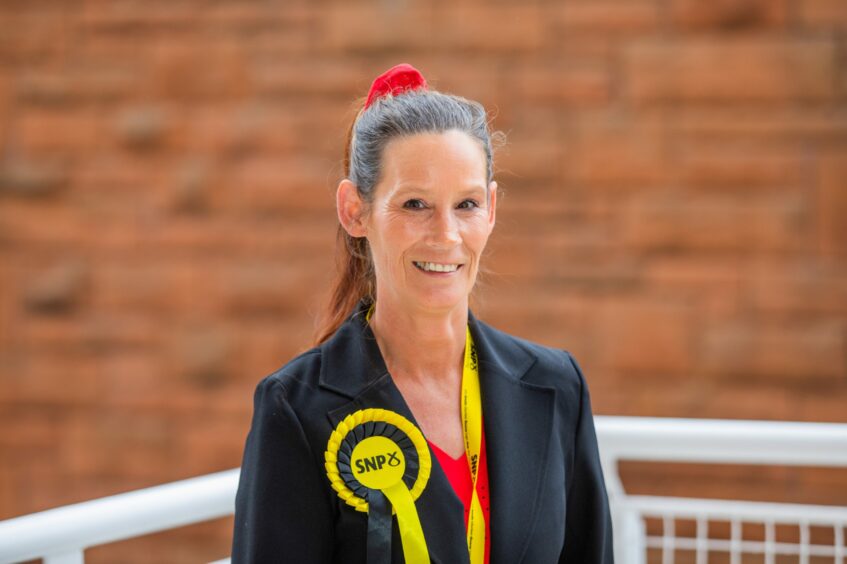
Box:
[364,63,428,109]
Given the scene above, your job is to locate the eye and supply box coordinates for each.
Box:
[403,199,426,209]
[457,199,480,210]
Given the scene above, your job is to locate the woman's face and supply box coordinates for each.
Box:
[345,130,497,315]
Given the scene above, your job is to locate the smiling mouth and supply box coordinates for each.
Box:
[413,261,462,273]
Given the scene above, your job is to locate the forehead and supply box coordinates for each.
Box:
[379,130,487,186]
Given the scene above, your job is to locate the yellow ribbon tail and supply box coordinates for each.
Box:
[467,494,485,563]
[382,481,430,564]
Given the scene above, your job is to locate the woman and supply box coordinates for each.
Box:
[232,64,613,564]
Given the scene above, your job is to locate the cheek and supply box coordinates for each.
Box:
[463,219,493,256]
[370,216,416,266]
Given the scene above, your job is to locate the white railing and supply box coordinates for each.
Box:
[598,417,847,564]
[0,470,239,564]
[0,417,845,564]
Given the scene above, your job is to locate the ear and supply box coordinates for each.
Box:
[337,179,368,237]
[486,180,497,232]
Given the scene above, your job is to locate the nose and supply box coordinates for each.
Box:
[427,208,461,247]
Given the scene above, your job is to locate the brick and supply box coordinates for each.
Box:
[168,324,233,389]
[798,0,847,27]
[621,193,810,252]
[0,202,117,249]
[238,27,315,59]
[0,408,61,450]
[625,38,838,103]
[115,106,169,150]
[0,158,69,196]
[16,314,159,352]
[139,216,335,259]
[553,0,660,33]
[24,260,89,313]
[495,130,568,183]
[17,66,137,105]
[798,393,847,423]
[435,5,545,53]
[0,70,11,123]
[702,320,845,384]
[231,319,313,381]
[173,414,246,476]
[669,107,847,144]
[557,111,669,188]
[62,410,174,479]
[510,62,611,107]
[16,110,108,154]
[699,381,798,420]
[170,158,212,213]
[423,57,503,112]
[202,3,315,30]
[597,297,695,374]
[0,8,72,64]
[97,352,171,407]
[220,262,328,318]
[475,290,600,357]
[216,155,339,215]
[675,146,809,188]
[488,211,620,279]
[174,106,307,156]
[10,353,103,405]
[557,38,617,63]
[149,40,252,102]
[79,2,196,31]
[72,155,168,209]
[567,121,669,187]
[642,257,744,318]
[818,154,847,257]
[252,59,364,98]
[320,4,436,53]
[670,0,788,29]
[744,259,847,316]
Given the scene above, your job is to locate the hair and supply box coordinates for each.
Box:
[315,88,501,345]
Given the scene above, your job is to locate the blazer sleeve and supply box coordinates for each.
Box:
[560,353,614,563]
[232,376,335,564]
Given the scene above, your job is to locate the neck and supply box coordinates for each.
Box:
[368,297,468,385]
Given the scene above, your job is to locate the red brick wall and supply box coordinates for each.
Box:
[0,1,845,561]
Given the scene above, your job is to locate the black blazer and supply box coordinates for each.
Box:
[232,305,614,563]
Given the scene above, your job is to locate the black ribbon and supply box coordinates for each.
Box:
[366,489,392,563]
[336,421,420,563]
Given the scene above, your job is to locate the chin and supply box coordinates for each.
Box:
[408,289,470,313]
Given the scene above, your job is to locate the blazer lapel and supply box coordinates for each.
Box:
[470,314,557,564]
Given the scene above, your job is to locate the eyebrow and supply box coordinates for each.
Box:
[392,184,487,198]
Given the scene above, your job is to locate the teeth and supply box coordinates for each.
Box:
[414,261,459,273]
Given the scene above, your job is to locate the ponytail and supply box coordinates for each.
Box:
[314,101,375,345]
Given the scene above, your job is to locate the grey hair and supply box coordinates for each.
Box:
[347,89,496,202]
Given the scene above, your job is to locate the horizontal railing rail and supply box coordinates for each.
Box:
[0,417,845,564]
[0,469,239,564]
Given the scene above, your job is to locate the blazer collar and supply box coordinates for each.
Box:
[319,302,556,564]
[318,302,539,398]
[318,302,388,400]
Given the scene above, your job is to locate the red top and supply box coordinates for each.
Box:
[427,424,491,564]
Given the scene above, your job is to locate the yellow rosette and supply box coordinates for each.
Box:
[325,408,432,564]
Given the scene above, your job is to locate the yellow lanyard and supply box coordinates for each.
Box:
[366,306,486,563]
[461,326,485,564]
